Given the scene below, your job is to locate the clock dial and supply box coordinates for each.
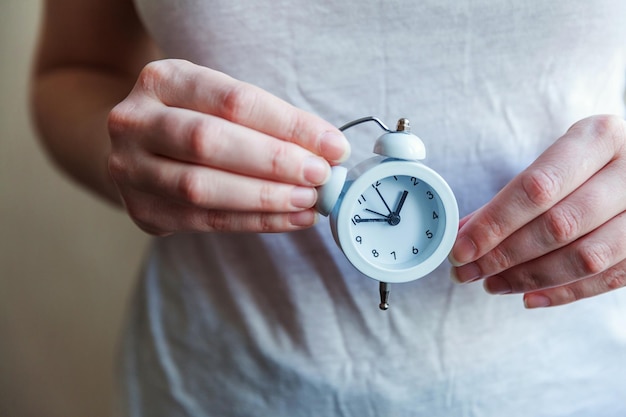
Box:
[331,158,458,284]
[347,175,445,269]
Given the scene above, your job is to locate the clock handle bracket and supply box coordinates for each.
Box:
[339,116,427,161]
[338,116,393,133]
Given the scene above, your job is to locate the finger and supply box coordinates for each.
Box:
[143,106,331,186]
[482,212,626,295]
[121,190,318,235]
[523,260,626,308]
[458,211,476,229]
[138,59,351,163]
[111,151,319,212]
[453,157,626,282]
[450,115,626,266]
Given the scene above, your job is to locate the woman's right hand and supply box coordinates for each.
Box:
[107,59,350,235]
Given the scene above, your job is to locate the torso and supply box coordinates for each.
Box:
[122,1,626,415]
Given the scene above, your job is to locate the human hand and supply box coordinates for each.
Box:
[450,115,626,308]
[107,59,350,235]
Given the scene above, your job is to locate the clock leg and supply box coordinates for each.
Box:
[379,281,390,310]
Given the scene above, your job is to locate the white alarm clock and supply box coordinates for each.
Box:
[316,117,459,310]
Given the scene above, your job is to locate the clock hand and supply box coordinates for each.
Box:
[393,190,409,216]
[374,187,393,215]
[365,208,390,218]
[355,217,389,223]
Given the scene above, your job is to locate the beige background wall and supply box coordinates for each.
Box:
[0,1,149,416]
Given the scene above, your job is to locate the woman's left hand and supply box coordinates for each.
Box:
[450,115,626,308]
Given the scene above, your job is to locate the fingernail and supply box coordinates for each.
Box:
[291,187,317,208]
[450,235,477,266]
[320,131,351,163]
[303,156,331,185]
[524,294,551,309]
[450,262,482,284]
[289,210,318,227]
[483,276,512,294]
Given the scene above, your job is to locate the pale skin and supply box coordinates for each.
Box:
[32,0,626,308]
[32,0,350,235]
[450,115,626,308]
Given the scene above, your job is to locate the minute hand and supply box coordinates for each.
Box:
[355,217,389,223]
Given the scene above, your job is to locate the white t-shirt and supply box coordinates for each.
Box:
[120,1,626,416]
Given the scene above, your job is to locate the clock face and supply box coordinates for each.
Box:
[333,160,458,283]
[347,174,445,269]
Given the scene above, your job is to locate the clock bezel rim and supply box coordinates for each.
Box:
[333,159,459,283]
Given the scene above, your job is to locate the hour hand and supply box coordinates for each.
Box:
[393,190,409,216]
